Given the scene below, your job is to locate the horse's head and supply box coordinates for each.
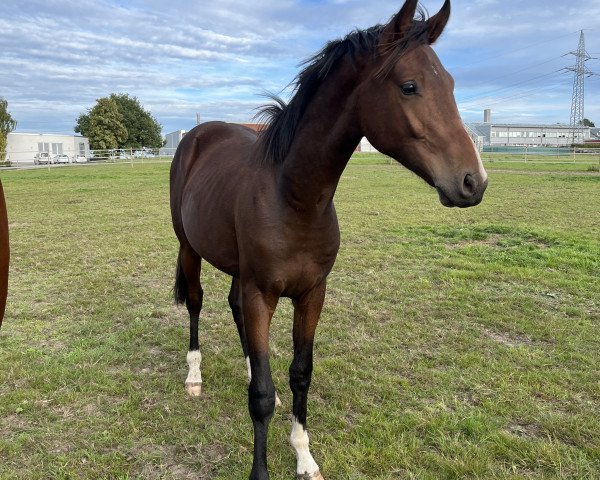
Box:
[357,0,487,208]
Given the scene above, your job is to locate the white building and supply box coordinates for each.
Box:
[6,132,90,165]
[468,109,591,147]
[164,130,186,149]
[470,123,590,147]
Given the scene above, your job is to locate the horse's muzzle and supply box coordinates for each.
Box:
[436,172,488,208]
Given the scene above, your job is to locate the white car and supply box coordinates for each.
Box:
[34,152,53,165]
[73,155,88,163]
[133,150,154,158]
[54,154,71,164]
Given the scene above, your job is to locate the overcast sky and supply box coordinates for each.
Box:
[2,0,599,136]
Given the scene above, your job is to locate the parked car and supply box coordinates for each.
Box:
[73,154,88,163]
[54,154,71,164]
[34,152,53,165]
[133,150,154,158]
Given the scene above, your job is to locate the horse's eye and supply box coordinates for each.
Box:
[400,82,418,95]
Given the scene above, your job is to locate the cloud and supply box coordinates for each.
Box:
[1,0,599,135]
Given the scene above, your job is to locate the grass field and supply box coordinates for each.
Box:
[1,156,599,479]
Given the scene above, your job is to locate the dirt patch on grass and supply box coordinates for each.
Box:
[504,422,543,439]
[445,233,552,250]
[133,442,232,479]
[481,327,540,349]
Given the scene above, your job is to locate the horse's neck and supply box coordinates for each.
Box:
[277,62,362,214]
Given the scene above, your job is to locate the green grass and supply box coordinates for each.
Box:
[1,159,599,479]
[352,152,600,172]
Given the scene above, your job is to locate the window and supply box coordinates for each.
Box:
[79,143,85,155]
[51,143,63,155]
[38,142,49,153]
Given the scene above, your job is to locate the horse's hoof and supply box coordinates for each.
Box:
[297,471,324,480]
[275,392,282,408]
[185,382,202,397]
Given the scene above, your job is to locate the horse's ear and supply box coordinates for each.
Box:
[379,0,419,49]
[427,0,450,44]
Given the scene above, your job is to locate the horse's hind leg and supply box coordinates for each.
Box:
[228,277,282,407]
[175,242,204,397]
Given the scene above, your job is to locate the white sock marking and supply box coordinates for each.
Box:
[290,416,319,476]
[186,350,202,385]
[246,356,252,382]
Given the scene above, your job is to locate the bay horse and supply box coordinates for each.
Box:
[0,179,8,327]
[170,1,487,478]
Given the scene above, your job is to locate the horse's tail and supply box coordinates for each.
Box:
[173,250,187,305]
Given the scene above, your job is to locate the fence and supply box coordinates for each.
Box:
[0,147,178,169]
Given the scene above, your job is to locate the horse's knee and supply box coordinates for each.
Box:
[186,286,204,315]
[248,381,276,423]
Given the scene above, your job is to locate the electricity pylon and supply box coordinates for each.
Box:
[564,31,596,146]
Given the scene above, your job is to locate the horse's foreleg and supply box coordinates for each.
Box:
[289,280,326,480]
[229,277,282,407]
[242,283,279,480]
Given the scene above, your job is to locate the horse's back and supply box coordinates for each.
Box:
[0,180,8,326]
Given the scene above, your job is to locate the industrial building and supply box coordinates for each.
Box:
[468,110,591,147]
[164,130,187,150]
[6,132,90,165]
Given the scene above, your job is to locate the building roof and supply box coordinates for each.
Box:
[238,123,267,132]
[8,132,86,138]
[471,123,575,129]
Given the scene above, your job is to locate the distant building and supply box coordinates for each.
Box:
[469,109,591,147]
[469,123,590,147]
[359,138,377,152]
[238,123,267,133]
[164,130,187,151]
[6,132,90,165]
[161,125,268,156]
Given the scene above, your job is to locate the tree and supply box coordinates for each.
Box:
[75,94,163,149]
[0,98,17,162]
[109,94,163,148]
[581,118,595,127]
[87,98,128,150]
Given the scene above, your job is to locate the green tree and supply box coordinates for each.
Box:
[109,94,163,148]
[74,111,91,138]
[87,98,128,150]
[0,98,17,162]
[581,118,595,127]
[75,94,163,149]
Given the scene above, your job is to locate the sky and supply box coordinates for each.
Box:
[1,0,599,136]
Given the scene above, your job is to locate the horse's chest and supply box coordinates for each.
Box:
[250,229,340,296]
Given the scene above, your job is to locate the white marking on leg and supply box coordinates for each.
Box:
[185,350,202,397]
[290,416,320,478]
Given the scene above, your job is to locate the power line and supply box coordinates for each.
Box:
[459,69,564,104]
[450,30,581,71]
[460,78,570,110]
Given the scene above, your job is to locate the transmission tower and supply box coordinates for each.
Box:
[563,31,596,145]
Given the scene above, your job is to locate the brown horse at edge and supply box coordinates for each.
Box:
[0,179,8,327]
[170,1,487,478]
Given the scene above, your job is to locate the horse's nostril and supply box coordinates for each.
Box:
[463,173,477,196]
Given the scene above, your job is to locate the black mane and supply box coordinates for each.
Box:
[255,10,430,165]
